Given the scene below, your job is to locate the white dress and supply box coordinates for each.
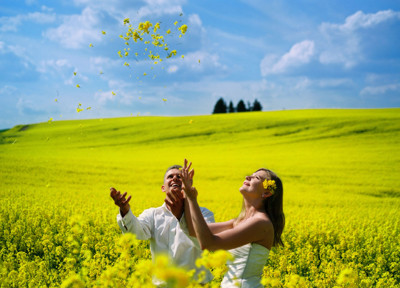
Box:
[221,243,270,288]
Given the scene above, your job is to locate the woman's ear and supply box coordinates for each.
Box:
[262,192,272,199]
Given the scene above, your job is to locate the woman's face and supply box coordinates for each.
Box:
[239,170,268,197]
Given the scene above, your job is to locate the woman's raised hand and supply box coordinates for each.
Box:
[182,158,198,200]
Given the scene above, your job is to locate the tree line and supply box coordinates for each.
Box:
[212,98,262,114]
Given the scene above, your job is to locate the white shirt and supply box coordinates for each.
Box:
[117,203,215,284]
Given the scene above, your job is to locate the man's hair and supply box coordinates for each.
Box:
[164,165,182,179]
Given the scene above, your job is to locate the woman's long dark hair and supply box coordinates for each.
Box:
[258,168,285,247]
[234,168,285,247]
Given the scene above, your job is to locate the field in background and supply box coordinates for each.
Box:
[1,109,399,287]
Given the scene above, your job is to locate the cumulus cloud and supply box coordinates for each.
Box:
[176,51,226,72]
[319,10,400,68]
[321,10,400,32]
[16,98,45,116]
[44,7,103,49]
[0,12,56,32]
[260,40,315,76]
[37,59,72,74]
[360,84,400,95]
[167,65,179,73]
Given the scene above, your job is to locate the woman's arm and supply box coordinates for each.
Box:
[186,196,271,251]
[208,220,235,234]
[184,198,233,237]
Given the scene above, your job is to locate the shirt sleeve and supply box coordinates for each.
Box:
[179,206,215,248]
[116,208,154,240]
[200,207,215,223]
[179,206,215,231]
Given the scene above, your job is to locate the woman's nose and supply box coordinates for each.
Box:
[245,175,251,180]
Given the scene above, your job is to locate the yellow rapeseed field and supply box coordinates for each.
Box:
[0,109,399,287]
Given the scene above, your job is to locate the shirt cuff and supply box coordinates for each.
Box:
[117,209,134,232]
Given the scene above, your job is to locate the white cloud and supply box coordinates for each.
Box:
[44,7,103,49]
[37,59,72,74]
[319,10,400,68]
[165,50,226,73]
[321,10,400,32]
[295,77,311,90]
[95,90,118,104]
[0,85,17,95]
[188,13,202,26]
[26,12,56,24]
[167,65,179,73]
[360,84,400,96]
[260,40,315,76]
[318,78,354,88]
[0,12,56,32]
[0,16,22,32]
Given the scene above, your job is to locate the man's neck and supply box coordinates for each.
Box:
[165,202,184,220]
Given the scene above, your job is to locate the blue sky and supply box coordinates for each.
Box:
[0,0,399,129]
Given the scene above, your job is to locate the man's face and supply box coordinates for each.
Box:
[161,168,182,194]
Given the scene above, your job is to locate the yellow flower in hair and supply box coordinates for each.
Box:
[263,179,277,195]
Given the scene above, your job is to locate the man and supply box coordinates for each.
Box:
[110,165,214,285]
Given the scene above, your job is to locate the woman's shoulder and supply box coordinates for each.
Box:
[252,213,274,233]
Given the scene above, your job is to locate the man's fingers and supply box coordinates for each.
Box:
[110,187,117,198]
[172,189,184,201]
[167,190,178,202]
[165,193,174,206]
[121,194,131,206]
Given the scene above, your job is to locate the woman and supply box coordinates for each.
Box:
[181,159,285,288]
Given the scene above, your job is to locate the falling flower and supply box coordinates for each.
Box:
[55,99,58,102]
[112,91,116,96]
[76,84,80,88]
[178,24,187,34]
[162,98,167,102]
[102,31,106,35]
[73,72,77,76]
[89,43,93,47]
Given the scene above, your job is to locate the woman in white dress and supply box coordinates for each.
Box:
[181,159,285,288]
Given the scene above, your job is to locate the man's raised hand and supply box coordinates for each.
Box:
[110,187,131,217]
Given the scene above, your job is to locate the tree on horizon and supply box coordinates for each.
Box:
[236,100,247,112]
[212,97,227,114]
[252,99,262,111]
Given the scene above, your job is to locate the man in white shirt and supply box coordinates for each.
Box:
[110,165,214,284]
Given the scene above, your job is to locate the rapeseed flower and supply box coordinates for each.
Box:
[263,179,277,195]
